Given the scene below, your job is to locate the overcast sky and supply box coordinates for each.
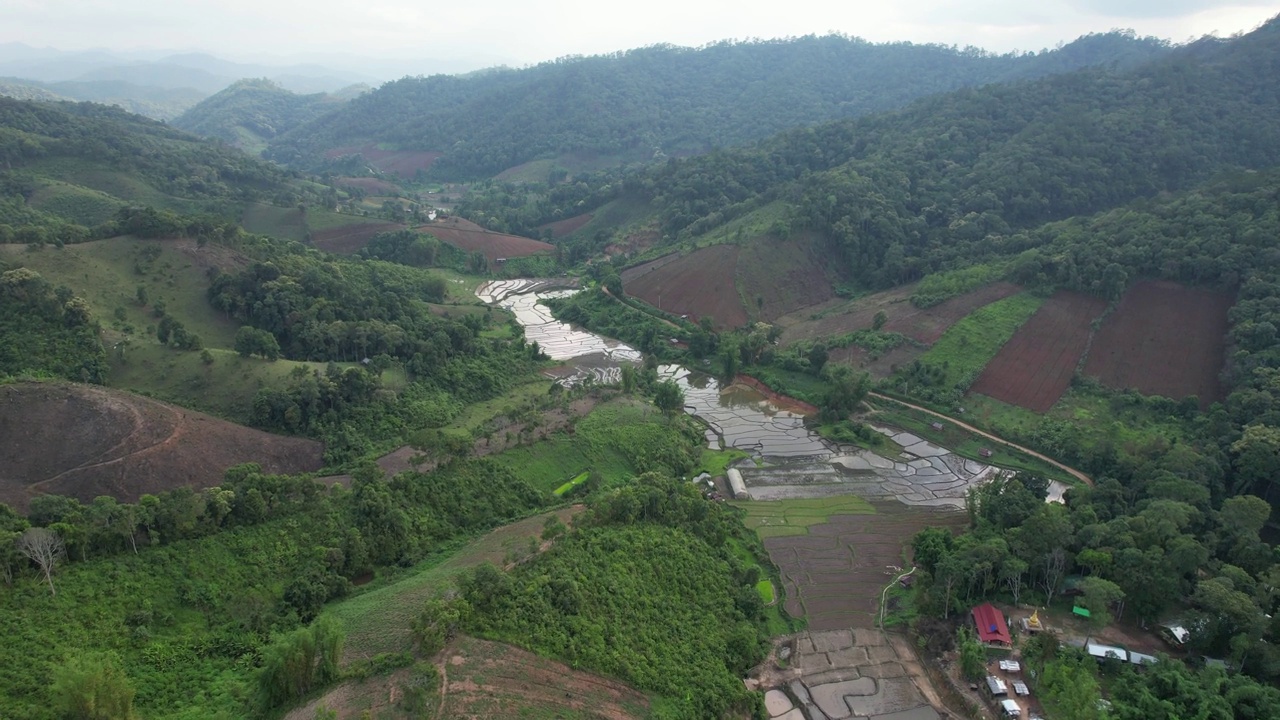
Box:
[4,0,1280,73]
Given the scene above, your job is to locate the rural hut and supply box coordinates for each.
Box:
[972,603,1012,646]
[985,676,1008,696]
[726,468,748,500]
[1085,640,1128,662]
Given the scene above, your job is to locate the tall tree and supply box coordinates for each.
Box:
[16,527,63,595]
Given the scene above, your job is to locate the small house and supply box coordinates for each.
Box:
[1128,651,1157,666]
[1000,699,1021,717]
[1012,681,1030,696]
[999,659,1021,673]
[972,603,1012,646]
[985,676,1008,696]
[930,421,944,431]
[1085,640,1127,662]
[1158,624,1191,648]
[979,448,994,458]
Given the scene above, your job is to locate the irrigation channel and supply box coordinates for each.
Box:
[478,279,1070,508]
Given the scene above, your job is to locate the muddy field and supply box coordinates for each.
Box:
[1084,280,1232,406]
[753,629,944,720]
[780,283,1022,346]
[0,382,323,511]
[323,144,442,177]
[622,245,748,329]
[970,290,1108,412]
[311,221,405,254]
[765,504,967,631]
[540,212,593,238]
[422,217,554,264]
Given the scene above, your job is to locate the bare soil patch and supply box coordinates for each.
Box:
[540,212,593,238]
[311,221,405,254]
[737,234,837,322]
[970,291,1108,412]
[780,283,1021,346]
[420,217,554,264]
[435,635,649,719]
[334,176,401,194]
[323,144,442,177]
[622,245,748,329]
[0,381,323,511]
[764,504,967,631]
[1084,280,1231,407]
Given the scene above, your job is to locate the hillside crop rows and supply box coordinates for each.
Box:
[970,290,1108,412]
[421,220,554,264]
[1084,281,1231,406]
[622,244,748,329]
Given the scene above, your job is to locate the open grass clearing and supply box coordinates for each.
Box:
[330,508,582,663]
[731,496,876,539]
[917,293,1044,389]
[757,579,777,605]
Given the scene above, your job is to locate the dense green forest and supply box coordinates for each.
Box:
[265,31,1170,178]
[0,263,105,382]
[173,79,346,152]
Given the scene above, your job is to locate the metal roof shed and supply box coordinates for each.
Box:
[985,676,1008,696]
[1001,699,1022,716]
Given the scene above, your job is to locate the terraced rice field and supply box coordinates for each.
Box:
[763,503,967,630]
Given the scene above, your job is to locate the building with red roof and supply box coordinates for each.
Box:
[972,603,1012,645]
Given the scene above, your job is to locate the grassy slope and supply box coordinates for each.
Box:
[331,508,579,662]
[916,293,1044,388]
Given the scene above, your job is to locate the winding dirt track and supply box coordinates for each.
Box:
[868,392,1093,487]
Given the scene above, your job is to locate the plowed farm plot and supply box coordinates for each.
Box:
[1084,281,1231,407]
[762,503,967,630]
[323,144,442,177]
[780,282,1022,346]
[622,245,748,329]
[970,291,1108,412]
[540,212,593,238]
[311,221,405,254]
[421,219,554,264]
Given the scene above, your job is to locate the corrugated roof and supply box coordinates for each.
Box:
[972,603,1012,644]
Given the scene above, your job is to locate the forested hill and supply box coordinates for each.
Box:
[172,78,349,153]
[264,31,1171,178]
[0,97,320,235]
[505,16,1280,285]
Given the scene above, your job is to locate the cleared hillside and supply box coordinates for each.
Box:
[0,382,324,511]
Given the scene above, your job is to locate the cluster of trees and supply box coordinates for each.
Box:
[0,266,105,382]
[911,472,1280,683]
[433,473,774,718]
[206,253,460,363]
[1,455,549,717]
[267,32,1168,178]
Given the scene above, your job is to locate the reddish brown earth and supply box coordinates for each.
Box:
[736,233,837,322]
[0,382,324,511]
[971,291,1108,412]
[333,176,401,194]
[433,635,649,719]
[622,245,748,329]
[323,144,442,177]
[540,212,592,238]
[766,504,968,630]
[311,222,405,254]
[779,282,1022,346]
[420,217,554,264]
[1084,280,1232,407]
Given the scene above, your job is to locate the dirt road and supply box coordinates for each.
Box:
[868,392,1093,487]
